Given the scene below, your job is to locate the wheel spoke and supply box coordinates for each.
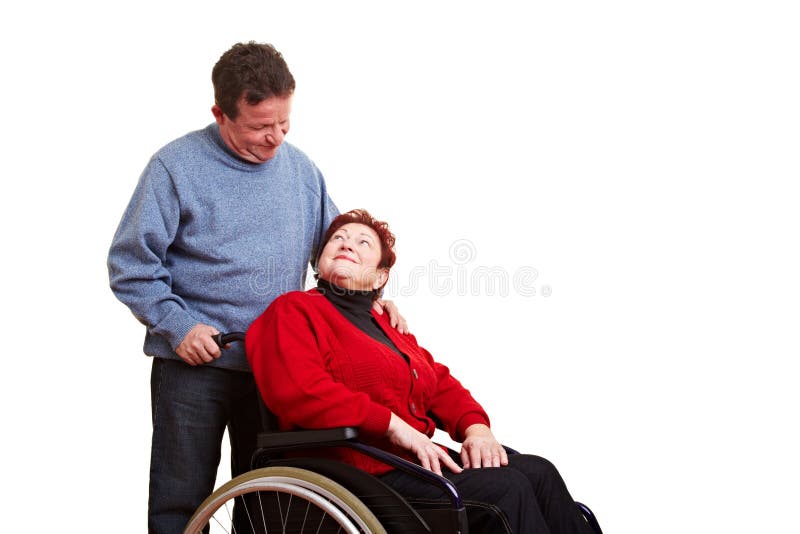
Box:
[275,491,288,532]
[284,494,293,532]
[238,492,257,534]
[210,511,233,534]
[257,490,269,534]
[315,510,327,534]
[300,501,310,532]
[225,499,235,533]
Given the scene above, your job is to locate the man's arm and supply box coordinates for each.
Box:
[108,157,207,360]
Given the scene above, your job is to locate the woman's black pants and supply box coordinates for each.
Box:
[380,454,594,534]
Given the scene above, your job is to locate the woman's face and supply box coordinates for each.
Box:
[317,223,389,291]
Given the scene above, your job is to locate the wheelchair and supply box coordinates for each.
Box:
[184,333,603,534]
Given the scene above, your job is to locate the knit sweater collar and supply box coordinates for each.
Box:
[316,278,377,315]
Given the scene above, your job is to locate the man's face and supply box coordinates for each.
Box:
[212,95,292,163]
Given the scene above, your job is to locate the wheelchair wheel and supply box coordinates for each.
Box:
[184,466,387,534]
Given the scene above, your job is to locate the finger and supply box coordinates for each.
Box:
[460,448,470,469]
[382,301,400,327]
[193,334,220,360]
[372,300,384,315]
[469,446,482,469]
[204,336,222,359]
[482,448,494,468]
[441,450,463,474]
[181,355,198,367]
[499,447,509,466]
[176,347,198,367]
[194,345,214,363]
[429,454,442,476]
[419,454,431,473]
[186,337,213,363]
[398,318,409,335]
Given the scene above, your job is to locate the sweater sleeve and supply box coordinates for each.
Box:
[246,294,392,437]
[107,157,198,349]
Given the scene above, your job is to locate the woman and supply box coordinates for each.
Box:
[246,209,594,534]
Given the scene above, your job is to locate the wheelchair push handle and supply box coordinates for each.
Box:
[212,331,246,348]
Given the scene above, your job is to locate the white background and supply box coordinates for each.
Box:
[2,1,798,532]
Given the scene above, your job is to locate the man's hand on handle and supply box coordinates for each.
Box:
[176,324,222,366]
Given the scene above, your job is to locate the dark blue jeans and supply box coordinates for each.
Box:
[148,357,262,534]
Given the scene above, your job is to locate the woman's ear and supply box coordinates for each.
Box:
[373,268,389,290]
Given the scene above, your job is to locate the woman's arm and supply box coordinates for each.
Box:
[246,294,392,436]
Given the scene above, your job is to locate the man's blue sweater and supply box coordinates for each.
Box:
[109,124,338,371]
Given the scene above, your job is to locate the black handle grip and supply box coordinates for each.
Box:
[212,332,246,348]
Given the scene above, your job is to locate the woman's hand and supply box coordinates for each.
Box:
[373,299,409,334]
[386,413,462,475]
[460,424,508,469]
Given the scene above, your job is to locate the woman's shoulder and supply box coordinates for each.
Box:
[268,288,329,313]
[250,289,330,335]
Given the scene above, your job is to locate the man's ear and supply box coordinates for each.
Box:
[211,104,225,124]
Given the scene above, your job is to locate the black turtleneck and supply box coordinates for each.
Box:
[316,278,404,359]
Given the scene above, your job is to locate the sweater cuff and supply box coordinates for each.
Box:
[360,404,393,438]
[456,412,491,441]
[151,307,198,350]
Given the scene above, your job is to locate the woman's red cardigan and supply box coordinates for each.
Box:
[246,289,490,475]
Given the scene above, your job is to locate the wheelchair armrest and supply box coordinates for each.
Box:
[256,426,359,451]
[345,441,463,510]
[253,427,464,511]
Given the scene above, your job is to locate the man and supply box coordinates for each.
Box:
[108,42,405,533]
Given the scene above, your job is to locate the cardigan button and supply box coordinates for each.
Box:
[412,369,419,380]
[410,402,417,413]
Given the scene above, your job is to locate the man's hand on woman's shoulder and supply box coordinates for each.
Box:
[373,299,409,334]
